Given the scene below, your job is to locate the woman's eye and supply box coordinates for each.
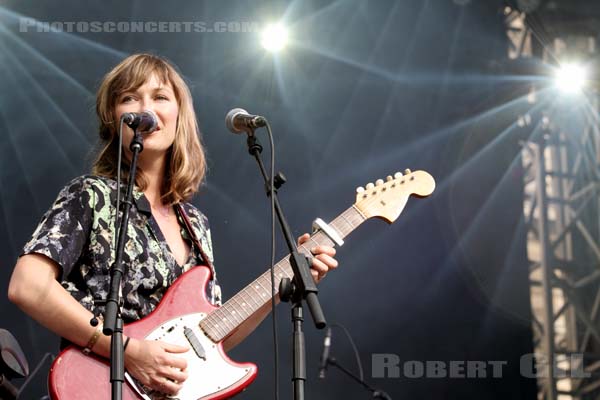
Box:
[120,95,135,103]
[156,95,169,101]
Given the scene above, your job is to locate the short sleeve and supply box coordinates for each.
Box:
[22,176,94,280]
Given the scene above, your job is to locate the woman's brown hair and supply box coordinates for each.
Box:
[93,53,206,204]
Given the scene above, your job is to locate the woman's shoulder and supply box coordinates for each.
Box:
[54,175,118,209]
[61,175,117,193]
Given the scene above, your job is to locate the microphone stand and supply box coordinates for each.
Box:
[323,357,392,400]
[244,130,327,400]
[101,129,144,400]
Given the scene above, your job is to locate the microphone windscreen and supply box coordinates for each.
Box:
[225,108,248,133]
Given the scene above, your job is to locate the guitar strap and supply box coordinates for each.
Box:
[175,203,217,278]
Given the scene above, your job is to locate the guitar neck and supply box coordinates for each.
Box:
[200,205,367,342]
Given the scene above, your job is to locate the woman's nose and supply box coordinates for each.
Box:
[140,98,152,112]
[140,94,160,112]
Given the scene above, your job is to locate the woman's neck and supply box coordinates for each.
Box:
[138,153,167,206]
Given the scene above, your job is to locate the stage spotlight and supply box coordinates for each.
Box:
[261,23,288,52]
[554,63,587,94]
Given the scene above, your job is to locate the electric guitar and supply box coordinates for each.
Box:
[48,169,435,399]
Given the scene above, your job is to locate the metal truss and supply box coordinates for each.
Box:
[502,2,600,398]
[522,99,600,400]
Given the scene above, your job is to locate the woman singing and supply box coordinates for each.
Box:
[8,53,338,396]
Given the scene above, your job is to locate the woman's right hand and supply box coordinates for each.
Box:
[124,338,190,395]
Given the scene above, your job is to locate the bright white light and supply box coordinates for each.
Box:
[554,63,587,94]
[261,23,288,52]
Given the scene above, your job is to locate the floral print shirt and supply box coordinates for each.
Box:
[22,175,221,322]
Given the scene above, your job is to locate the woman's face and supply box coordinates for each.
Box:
[114,73,179,158]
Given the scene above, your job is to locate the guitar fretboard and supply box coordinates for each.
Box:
[200,205,366,342]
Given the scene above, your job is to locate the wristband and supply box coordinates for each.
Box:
[82,324,103,355]
[123,336,131,352]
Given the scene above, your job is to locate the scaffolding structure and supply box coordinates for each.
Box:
[506,4,600,399]
[523,116,600,400]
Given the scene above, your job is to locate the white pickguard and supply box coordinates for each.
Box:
[125,312,252,400]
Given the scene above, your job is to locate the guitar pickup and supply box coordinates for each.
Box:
[184,326,206,360]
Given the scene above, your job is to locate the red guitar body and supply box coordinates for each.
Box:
[48,266,257,399]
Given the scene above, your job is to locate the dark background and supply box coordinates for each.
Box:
[0,1,539,398]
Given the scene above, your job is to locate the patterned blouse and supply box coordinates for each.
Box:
[22,175,221,323]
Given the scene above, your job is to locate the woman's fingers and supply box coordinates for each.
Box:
[311,269,321,282]
[158,341,189,371]
[296,233,339,283]
[160,364,189,383]
[161,341,189,354]
[298,233,310,245]
[311,258,328,274]
[125,339,190,395]
[166,356,188,372]
[150,374,183,395]
[153,345,189,395]
[310,245,336,258]
[313,253,338,270]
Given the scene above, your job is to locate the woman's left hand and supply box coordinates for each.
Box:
[297,233,339,283]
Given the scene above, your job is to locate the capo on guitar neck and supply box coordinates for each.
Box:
[312,218,344,247]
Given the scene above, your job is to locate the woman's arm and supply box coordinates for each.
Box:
[8,254,189,396]
[8,254,105,353]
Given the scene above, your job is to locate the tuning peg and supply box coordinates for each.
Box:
[404,168,412,175]
[394,172,403,179]
[356,186,365,193]
[375,179,384,186]
[366,182,374,190]
[386,175,393,182]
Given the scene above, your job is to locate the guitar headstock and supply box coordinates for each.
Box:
[354,169,435,224]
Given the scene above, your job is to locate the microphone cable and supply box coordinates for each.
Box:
[328,322,364,381]
[265,120,280,400]
[115,117,124,250]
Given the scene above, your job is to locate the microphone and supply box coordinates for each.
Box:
[121,110,158,133]
[225,108,266,134]
[318,327,332,379]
